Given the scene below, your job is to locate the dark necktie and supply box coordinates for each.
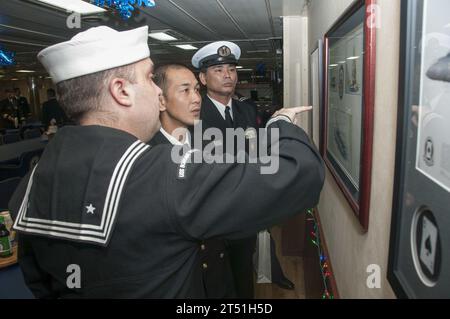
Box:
[225,106,234,127]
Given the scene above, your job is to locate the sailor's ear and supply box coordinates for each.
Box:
[109,77,133,107]
[159,94,167,112]
[199,72,207,86]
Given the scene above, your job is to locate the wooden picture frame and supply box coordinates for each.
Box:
[388,0,450,298]
[323,0,376,231]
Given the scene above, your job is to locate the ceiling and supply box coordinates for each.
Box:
[0,0,307,82]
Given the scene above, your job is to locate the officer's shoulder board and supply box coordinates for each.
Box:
[13,140,151,247]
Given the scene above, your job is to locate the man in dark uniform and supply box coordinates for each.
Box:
[150,63,235,298]
[192,41,296,298]
[42,88,68,129]
[13,88,30,119]
[9,26,324,298]
[1,89,18,129]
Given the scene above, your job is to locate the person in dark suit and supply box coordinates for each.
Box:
[42,88,68,129]
[13,88,30,119]
[1,89,18,129]
[192,41,296,298]
[149,63,236,298]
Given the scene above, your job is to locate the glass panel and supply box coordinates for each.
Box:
[326,5,365,201]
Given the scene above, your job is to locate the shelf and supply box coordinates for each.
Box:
[0,245,18,269]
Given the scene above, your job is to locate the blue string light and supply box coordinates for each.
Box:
[92,0,156,19]
[0,46,15,66]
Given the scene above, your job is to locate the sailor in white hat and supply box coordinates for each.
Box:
[37,25,162,142]
[9,26,323,299]
[191,41,241,70]
[192,41,298,298]
[191,41,243,132]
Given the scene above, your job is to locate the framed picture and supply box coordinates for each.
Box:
[323,0,376,231]
[388,0,450,298]
[309,39,324,148]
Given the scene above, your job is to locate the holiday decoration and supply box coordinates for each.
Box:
[306,209,335,299]
[0,46,15,66]
[92,0,155,19]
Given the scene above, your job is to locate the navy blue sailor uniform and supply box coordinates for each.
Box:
[199,95,297,297]
[150,130,236,299]
[198,96,260,298]
[9,122,324,298]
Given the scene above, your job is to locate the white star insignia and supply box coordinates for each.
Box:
[85,204,96,214]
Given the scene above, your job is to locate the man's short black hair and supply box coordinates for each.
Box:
[154,63,191,97]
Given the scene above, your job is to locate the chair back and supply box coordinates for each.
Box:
[0,177,21,211]
[23,128,41,140]
[3,133,20,144]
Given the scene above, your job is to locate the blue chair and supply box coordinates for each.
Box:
[0,167,22,181]
[5,129,20,135]
[3,133,21,144]
[0,265,34,299]
[23,128,41,140]
[0,176,21,210]
[0,149,43,181]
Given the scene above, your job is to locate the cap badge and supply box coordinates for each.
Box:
[218,46,231,57]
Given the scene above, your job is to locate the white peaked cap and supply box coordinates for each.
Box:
[38,26,150,83]
[191,41,241,69]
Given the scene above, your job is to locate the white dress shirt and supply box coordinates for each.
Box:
[160,127,191,148]
[207,95,234,121]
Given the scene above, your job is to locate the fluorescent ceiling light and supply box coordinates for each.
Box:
[37,0,106,14]
[236,66,243,69]
[148,32,177,41]
[237,69,253,72]
[16,70,35,73]
[329,64,338,67]
[347,56,360,60]
[174,44,198,50]
[11,78,19,81]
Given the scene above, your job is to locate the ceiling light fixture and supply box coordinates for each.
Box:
[148,32,178,41]
[174,44,198,50]
[37,0,106,14]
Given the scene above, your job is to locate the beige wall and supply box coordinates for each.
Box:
[283,15,310,132]
[305,0,401,298]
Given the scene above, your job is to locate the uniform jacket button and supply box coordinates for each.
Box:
[200,244,206,250]
[202,263,208,269]
[220,253,225,259]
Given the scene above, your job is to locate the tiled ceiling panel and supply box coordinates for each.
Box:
[0,0,288,78]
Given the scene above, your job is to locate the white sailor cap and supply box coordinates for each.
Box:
[38,26,150,84]
[191,41,241,69]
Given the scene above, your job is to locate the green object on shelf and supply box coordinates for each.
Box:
[0,216,12,258]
